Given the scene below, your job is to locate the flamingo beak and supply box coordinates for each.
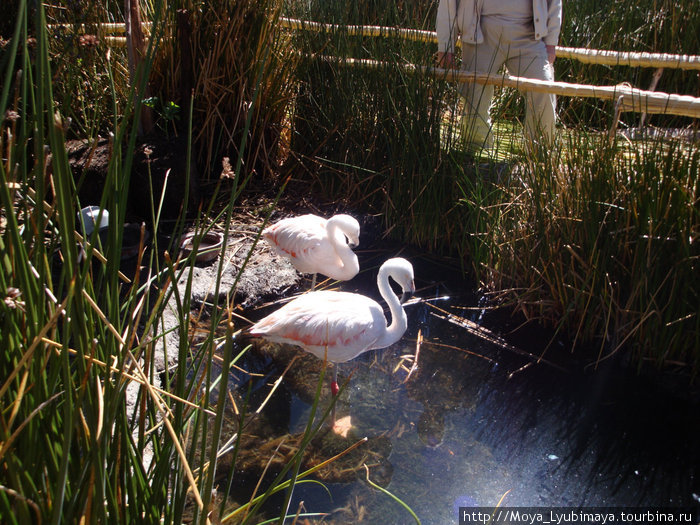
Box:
[400,280,415,304]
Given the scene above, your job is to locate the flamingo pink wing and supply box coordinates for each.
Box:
[262,215,327,274]
[250,291,386,362]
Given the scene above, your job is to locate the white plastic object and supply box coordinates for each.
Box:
[78,206,109,236]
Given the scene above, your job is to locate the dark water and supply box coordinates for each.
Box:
[226,251,699,524]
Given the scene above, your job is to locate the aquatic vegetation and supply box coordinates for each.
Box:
[473,134,699,373]
[284,0,700,375]
[2,0,697,521]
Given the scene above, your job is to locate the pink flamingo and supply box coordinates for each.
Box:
[249,257,415,424]
[262,214,360,289]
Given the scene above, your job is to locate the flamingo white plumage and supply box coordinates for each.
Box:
[262,214,360,289]
[249,257,415,424]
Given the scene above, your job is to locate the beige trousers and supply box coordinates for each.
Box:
[460,16,556,147]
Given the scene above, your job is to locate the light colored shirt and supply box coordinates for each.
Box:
[482,0,533,22]
[436,0,562,51]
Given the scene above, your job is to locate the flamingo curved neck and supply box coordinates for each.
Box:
[326,217,359,280]
[374,265,407,349]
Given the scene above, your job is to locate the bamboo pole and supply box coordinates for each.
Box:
[278,18,700,71]
[337,57,700,119]
[279,17,437,44]
[60,19,700,72]
[555,47,700,71]
[53,22,700,118]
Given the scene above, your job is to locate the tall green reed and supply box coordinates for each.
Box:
[289,0,469,253]
[557,0,700,129]
[0,1,206,521]
[1,1,385,522]
[473,133,699,373]
[1,3,211,523]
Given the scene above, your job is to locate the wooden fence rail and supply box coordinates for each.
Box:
[331,57,700,119]
[54,19,700,118]
[57,19,700,72]
[278,18,700,71]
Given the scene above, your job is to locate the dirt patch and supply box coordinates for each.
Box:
[66,133,200,229]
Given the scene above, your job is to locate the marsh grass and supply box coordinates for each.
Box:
[150,0,297,180]
[43,2,131,139]
[289,1,468,254]
[0,2,363,523]
[285,0,699,373]
[557,0,700,129]
[470,133,699,372]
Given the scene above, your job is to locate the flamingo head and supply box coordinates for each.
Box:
[384,257,415,303]
[332,214,360,249]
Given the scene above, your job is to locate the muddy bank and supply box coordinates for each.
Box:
[153,222,301,372]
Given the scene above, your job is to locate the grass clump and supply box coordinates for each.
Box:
[0,2,228,521]
[289,0,465,252]
[150,0,297,180]
[283,0,700,374]
[1,1,380,522]
[42,2,132,139]
[470,134,699,373]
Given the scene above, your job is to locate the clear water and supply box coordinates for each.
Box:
[227,252,699,524]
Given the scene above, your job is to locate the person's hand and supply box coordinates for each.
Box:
[436,51,456,69]
[546,45,556,64]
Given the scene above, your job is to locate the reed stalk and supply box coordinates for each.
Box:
[286,0,699,374]
[558,0,700,129]
[146,0,297,180]
[2,2,414,522]
[473,134,699,373]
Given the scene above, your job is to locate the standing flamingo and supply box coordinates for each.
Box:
[249,257,415,425]
[262,214,360,289]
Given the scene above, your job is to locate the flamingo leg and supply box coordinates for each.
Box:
[310,272,317,291]
[330,365,338,426]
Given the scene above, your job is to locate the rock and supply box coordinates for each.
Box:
[153,226,300,373]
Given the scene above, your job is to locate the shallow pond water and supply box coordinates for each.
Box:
[221,250,699,524]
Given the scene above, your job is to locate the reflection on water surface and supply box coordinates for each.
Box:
[221,252,699,524]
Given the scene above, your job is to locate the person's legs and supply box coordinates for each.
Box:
[460,29,505,149]
[503,26,556,144]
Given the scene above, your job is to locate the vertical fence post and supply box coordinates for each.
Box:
[609,94,625,144]
[638,67,664,130]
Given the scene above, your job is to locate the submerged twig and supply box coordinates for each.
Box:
[427,303,567,372]
[255,355,300,415]
[402,329,422,384]
[417,339,496,364]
